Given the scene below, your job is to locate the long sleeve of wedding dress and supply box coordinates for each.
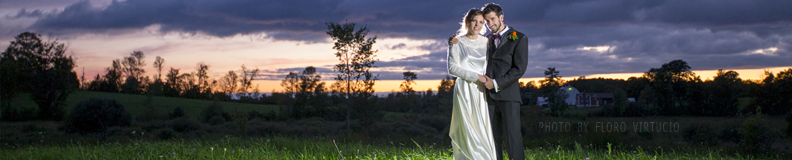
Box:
[447,35,496,160]
[448,44,480,82]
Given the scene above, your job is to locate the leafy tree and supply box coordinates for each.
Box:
[103,60,124,92]
[281,72,300,95]
[351,71,381,126]
[180,72,198,98]
[280,66,326,119]
[643,59,696,115]
[774,69,792,115]
[400,71,417,93]
[755,68,792,115]
[436,76,455,114]
[220,70,239,94]
[237,65,260,95]
[195,62,210,96]
[163,67,182,97]
[540,67,567,116]
[625,77,649,100]
[119,51,147,94]
[519,81,539,105]
[710,69,741,116]
[121,76,143,94]
[180,63,211,99]
[148,56,165,96]
[121,51,146,79]
[0,32,78,121]
[397,71,419,112]
[281,66,324,95]
[326,22,379,129]
[298,66,324,95]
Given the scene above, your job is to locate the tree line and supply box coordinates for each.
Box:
[535,60,792,117]
[82,51,261,101]
[3,25,791,123]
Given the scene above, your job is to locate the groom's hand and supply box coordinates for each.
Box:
[485,78,495,89]
[448,34,459,45]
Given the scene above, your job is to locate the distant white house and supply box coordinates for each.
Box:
[537,85,614,108]
[228,92,268,100]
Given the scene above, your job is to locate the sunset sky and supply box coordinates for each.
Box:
[2,0,791,93]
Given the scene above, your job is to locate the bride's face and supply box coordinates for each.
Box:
[467,15,485,35]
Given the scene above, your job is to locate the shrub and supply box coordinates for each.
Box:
[64,97,131,134]
[1,104,37,122]
[786,111,792,138]
[682,124,717,146]
[170,118,202,133]
[248,110,264,120]
[416,115,449,132]
[739,108,780,153]
[170,107,185,119]
[623,102,656,117]
[135,94,161,122]
[200,101,230,124]
[265,110,277,121]
[207,116,226,125]
[637,131,653,140]
[154,128,178,140]
[600,104,621,117]
[718,124,741,143]
[367,118,441,143]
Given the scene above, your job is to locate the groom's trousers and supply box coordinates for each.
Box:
[488,99,524,160]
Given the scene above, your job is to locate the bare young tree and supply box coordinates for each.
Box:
[220,70,239,94]
[153,56,165,81]
[238,65,259,94]
[326,22,379,129]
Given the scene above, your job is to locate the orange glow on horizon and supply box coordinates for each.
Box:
[254,66,792,93]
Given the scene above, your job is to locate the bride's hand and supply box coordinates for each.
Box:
[477,75,488,84]
[448,34,459,45]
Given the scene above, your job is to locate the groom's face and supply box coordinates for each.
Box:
[483,12,503,33]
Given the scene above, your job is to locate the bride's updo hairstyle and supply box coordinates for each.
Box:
[458,9,485,36]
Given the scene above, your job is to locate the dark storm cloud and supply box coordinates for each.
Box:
[30,0,346,42]
[6,9,47,19]
[28,0,792,40]
[20,0,792,79]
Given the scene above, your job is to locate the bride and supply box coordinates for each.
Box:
[447,9,496,160]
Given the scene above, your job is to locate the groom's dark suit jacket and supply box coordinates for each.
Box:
[486,27,529,103]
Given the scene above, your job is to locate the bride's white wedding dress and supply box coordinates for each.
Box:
[447,35,496,160]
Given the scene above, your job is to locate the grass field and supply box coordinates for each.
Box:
[3,92,790,159]
[3,136,784,159]
[5,91,278,118]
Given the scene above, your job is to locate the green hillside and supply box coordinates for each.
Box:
[5,91,278,118]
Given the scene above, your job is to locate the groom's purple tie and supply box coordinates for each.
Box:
[488,34,501,40]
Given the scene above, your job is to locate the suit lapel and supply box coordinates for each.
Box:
[497,27,512,48]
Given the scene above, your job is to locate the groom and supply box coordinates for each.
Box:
[450,3,528,160]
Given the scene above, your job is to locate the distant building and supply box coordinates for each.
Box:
[575,92,613,107]
[536,85,614,108]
